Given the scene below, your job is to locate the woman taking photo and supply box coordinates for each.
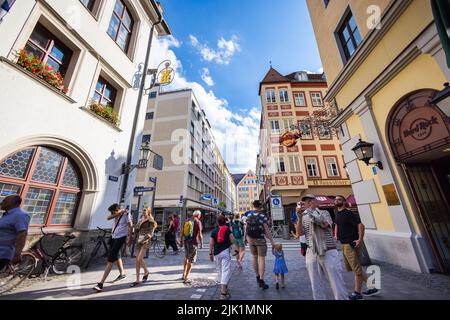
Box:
[131,207,157,287]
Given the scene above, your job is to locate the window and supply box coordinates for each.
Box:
[270,120,281,134]
[0,147,81,226]
[279,90,289,103]
[145,112,154,120]
[324,0,330,8]
[141,134,151,144]
[189,147,194,163]
[195,178,200,190]
[107,0,134,52]
[80,0,95,12]
[190,121,195,136]
[283,119,295,132]
[93,77,117,107]
[24,23,73,77]
[306,158,319,177]
[266,90,276,103]
[200,182,204,193]
[298,121,313,139]
[311,92,323,107]
[338,11,362,61]
[325,157,339,177]
[319,124,331,139]
[277,157,286,173]
[294,92,306,107]
[188,172,193,187]
[289,156,301,172]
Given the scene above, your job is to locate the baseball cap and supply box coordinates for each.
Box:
[301,194,316,201]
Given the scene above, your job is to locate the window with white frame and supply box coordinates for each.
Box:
[294,92,306,107]
[277,157,286,173]
[325,157,339,177]
[306,158,319,177]
[283,119,295,132]
[266,90,276,103]
[311,92,323,106]
[279,90,289,103]
[270,120,281,134]
[289,156,301,172]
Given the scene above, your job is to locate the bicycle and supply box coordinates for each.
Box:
[84,227,110,269]
[0,253,37,295]
[150,232,166,258]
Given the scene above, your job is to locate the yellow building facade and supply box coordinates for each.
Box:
[307,0,450,273]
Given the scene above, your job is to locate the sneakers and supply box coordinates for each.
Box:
[363,288,380,296]
[275,283,279,290]
[112,274,127,283]
[349,292,363,300]
[259,279,269,290]
[93,283,103,292]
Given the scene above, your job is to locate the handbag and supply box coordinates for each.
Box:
[108,213,124,245]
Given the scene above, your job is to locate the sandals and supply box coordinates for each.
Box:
[130,282,140,287]
[143,273,149,283]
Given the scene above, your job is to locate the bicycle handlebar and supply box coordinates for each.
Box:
[96,227,110,235]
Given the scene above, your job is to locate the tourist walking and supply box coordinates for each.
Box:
[245,200,275,290]
[180,210,203,283]
[164,215,178,254]
[334,195,379,300]
[296,194,348,300]
[93,204,132,292]
[209,215,235,299]
[272,244,288,289]
[0,195,30,271]
[131,207,157,287]
[230,213,245,269]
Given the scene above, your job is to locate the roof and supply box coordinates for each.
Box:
[232,174,246,185]
[261,67,289,84]
[285,72,326,82]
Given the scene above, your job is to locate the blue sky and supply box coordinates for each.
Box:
[153,0,323,173]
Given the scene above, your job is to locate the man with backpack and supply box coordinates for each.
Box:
[180,210,203,283]
[230,213,245,270]
[244,200,275,290]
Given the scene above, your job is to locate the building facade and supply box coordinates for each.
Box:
[132,89,234,228]
[307,0,450,273]
[233,171,258,215]
[257,68,352,227]
[0,0,170,245]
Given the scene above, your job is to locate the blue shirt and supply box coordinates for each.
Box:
[0,207,30,260]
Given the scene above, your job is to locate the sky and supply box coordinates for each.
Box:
[149,0,323,174]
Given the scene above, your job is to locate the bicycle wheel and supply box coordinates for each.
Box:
[52,246,84,274]
[0,253,37,295]
[153,240,166,258]
[85,242,101,270]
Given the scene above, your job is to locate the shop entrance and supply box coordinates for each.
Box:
[388,89,450,273]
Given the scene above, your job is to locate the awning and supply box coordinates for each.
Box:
[347,194,357,207]
[315,195,336,208]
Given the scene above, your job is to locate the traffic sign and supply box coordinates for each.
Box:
[149,177,157,183]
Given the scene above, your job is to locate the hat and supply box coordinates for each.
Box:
[301,194,316,201]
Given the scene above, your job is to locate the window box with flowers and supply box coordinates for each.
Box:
[16,49,68,94]
[88,100,120,127]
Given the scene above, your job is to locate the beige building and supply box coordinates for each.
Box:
[257,68,352,226]
[133,88,234,228]
[233,171,258,214]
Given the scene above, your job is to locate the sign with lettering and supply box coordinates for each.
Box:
[270,196,284,221]
[309,180,351,187]
[108,175,119,182]
[382,184,400,206]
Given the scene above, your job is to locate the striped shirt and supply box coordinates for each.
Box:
[301,209,336,250]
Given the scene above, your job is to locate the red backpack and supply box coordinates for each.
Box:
[217,226,228,244]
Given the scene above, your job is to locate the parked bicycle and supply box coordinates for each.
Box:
[150,232,166,258]
[0,227,83,295]
[85,227,110,270]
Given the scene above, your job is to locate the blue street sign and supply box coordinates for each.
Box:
[108,175,119,182]
[201,193,212,201]
[149,177,157,183]
[134,186,155,193]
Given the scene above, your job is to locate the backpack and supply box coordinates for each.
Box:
[246,211,264,239]
[183,219,198,241]
[232,220,244,238]
[217,226,228,244]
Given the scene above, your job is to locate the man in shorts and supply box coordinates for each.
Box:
[93,203,133,292]
[244,200,275,290]
[180,210,203,283]
[334,195,379,300]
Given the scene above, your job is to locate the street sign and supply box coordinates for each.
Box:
[153,154,163,170]
[108,175,119,182]
[201,193,212,201]
[271,196,284,221]
[134,186,155,193]
[179,195,184,207]
[149,177,157,183]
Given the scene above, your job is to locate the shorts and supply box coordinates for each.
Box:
[108,236,127,263]
[342,243,363,276]
[184,241,198,263]
[234,237,245,248]
[247,237,267,257]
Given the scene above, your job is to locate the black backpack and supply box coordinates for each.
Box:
[246,211,264,239]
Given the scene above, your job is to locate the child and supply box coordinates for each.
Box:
[273,244,288,290]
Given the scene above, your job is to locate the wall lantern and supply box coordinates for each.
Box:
[122,142,154,174]
[351,139,383,170]
[430,82,450,113]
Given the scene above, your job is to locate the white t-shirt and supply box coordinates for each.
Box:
[112,212,132,239]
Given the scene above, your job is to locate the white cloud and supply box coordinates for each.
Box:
[189,34,241,65]
[150,35,259,173]
[201,68,215,86]
[317,67,324,73]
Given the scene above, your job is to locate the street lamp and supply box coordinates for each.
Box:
[351,139,383,170]
[122,142,152,174]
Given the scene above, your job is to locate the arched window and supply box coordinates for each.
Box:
[107,0,134,52]
[0,147,82,227]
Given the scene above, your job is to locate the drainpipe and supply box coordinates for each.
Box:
[120,10,164,205]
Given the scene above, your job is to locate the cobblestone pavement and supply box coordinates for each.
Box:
[1,233,450,300]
